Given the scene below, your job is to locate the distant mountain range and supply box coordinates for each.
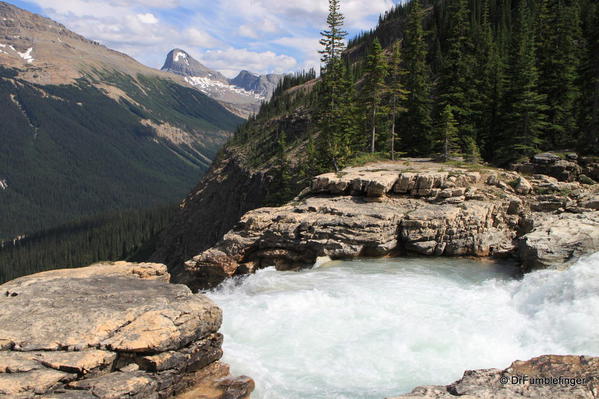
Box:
[0,1,243,240]
[161,49,284,118]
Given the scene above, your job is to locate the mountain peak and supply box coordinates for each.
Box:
[161,48,228,83]
[230,70,284,98]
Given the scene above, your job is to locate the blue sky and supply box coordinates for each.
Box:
[7,0,400,77]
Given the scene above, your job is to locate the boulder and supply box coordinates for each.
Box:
[514,177,533,195]
[0,262,253,399]
[519,212,599,270]
[533,152,562,164]
[391,355,598,399]
[581,195,599,210]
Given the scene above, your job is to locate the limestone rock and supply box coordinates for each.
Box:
[519,212,599,270]
[390,355,598,399]
[179,194,517,290]
[514,177,533,195]
[580,195,599,210]
[0,262,252,399]
[533,152,562,164]
[175,161,599,290]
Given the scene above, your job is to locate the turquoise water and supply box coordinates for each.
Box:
[208,254,599,399]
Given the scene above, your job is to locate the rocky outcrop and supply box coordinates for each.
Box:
[513,152,599,183]
[391,355,598,398]
[518,212,599,270]
[0,262,253,399]
[175,161,599,290]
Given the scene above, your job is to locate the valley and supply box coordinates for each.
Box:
[0,0,598,397]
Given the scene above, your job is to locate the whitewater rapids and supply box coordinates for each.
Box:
[207,253,599,399]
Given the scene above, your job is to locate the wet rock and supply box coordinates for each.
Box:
[519,212,599,270]
[391,355,598,399]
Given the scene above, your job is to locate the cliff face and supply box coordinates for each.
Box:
[150,151,271,270]
[150,105,314,271]
[175,160,599,291]
[0,262,253,399]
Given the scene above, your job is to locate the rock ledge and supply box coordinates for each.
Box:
[0,262,253,399]
[391,355,598,398]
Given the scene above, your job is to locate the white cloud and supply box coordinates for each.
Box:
[137,13,158,24]
[197,48,298,78]
[24,0,400,75]
[238,18,280,39]
[185,28,222,47]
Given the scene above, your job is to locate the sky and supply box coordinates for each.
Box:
[7,0,401,78]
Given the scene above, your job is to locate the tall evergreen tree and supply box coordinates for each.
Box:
[388,40,409,160]
[268,131,293,205]
[362,38,389,153]
[437,105,461,161]
[476,0,506,160]
[401,0,433,156]
[319,0,347,66]
[437,0,480,160]
[578,3,599,153]
[497,1,547,164]
[317,0,350,170]
[536,0,582,148]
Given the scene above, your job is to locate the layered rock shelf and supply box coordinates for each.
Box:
[0,262,254,399]
[392,355,598,399]
[176,159,599,290]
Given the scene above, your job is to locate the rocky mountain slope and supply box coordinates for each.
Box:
[230,70,283,98]
[161,49,283,118]
[0,262,253,398]
[0,2,243,240]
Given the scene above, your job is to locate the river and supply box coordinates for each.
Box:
[208,253,599,399]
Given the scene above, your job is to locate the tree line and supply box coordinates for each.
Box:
[314,0,599,171]
[0,205,176,284]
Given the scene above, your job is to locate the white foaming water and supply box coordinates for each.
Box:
[207,254,599,399]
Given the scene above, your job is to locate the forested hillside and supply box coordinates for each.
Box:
[233,0,598,176]
[0,66,242,240]
[150,0,599,268]
[0,205,175,283]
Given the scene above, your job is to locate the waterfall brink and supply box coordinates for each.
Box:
[208,254,599,399]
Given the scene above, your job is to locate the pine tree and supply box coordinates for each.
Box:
[401,0,433,156]
[317,0,349,171]
[497,1,547,164]
[362,38,389,153]
[388,40,409,160]
[578,2,599,153]
[536,0,582,148]
[437,0,480,160]
[268,131,293,205]
[319,0,347,66]
[437,105,461,161]
[476,0,506,160]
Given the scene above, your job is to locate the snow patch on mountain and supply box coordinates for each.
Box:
[174,51,188,65]
[18,47,34,63]
[184,76,265,101]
